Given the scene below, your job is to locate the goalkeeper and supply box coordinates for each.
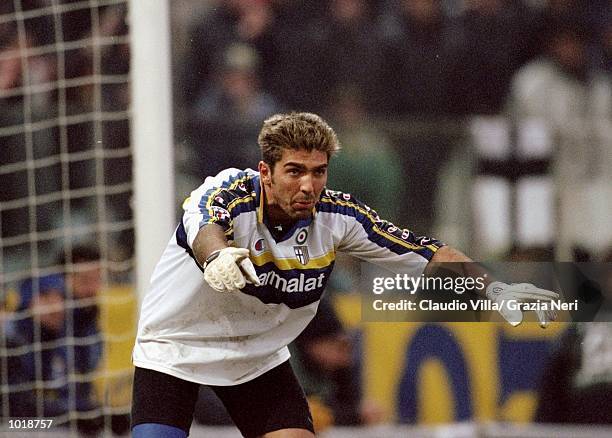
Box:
[131,112,558,438]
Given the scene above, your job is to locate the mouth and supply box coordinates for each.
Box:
[293,200,315,210]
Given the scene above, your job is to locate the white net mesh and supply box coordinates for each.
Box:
[1,0,133,434]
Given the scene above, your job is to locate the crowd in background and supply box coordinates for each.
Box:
[180,0,611,118]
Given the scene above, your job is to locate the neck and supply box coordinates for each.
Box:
[266,205,291,224]
[263,193,292,228]
[262,184,300,229]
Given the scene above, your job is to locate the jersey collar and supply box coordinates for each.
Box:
[255,174,265,224]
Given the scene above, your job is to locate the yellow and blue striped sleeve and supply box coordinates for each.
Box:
[181,169,257,246]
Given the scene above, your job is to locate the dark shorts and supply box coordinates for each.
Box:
[131,361,314,437]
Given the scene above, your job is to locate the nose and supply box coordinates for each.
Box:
[300,174,314,195]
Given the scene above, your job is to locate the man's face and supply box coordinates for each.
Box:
[68,261,102,299]
[550,34,586,71]
[259,148,328,221]
[31,290,64,333]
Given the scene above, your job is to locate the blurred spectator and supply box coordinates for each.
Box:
[99,3,131,112]
[325,85,402,220]
[535,249,612,423]
[535,323,612,424]
[4,245,105,434]
[507,18,612,259]
[61,245,103,353]
[0,8,56,125]
[541,0,590,30]
[593,21,612,75]
[0,31,31,219]
[508,18,610,122]
[446,0,538,115]
[187,42,281,177]
[196,43,280,125]
[376,0,455,115]
[309,0,381,114]
[263,1,337,111]
[510,20,610,120]
[3,275,64,419]
[0,14,57,267]
[182,0,277,108]
[290,298,385,428]
[0,35,22,96]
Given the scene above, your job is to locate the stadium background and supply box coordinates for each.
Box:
[1,0,611,436]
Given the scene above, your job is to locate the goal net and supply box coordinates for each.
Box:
[0,0,136,433]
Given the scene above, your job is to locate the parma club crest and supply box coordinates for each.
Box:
[293,246,310,265]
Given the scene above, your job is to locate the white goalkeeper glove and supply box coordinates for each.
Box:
[203,247,261,292]
[485,281,559,328]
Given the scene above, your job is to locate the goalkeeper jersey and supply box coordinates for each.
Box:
[132,168,444,385]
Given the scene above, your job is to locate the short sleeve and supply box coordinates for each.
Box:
[182,169,255,247]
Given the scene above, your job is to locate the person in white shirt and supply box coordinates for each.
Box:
[131,112,558,438]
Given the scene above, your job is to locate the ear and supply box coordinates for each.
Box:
[258,161,271,184]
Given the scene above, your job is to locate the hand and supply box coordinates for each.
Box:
[203,247,261,292]
[485,282,559,328]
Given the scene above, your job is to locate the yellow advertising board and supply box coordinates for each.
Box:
[334,293,566,424]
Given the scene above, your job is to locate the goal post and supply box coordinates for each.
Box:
[128,0,175,304]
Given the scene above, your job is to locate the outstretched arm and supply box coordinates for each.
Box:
[425,246,488,296]
[327,191,558,327]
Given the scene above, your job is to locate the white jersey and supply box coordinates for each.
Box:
[132,168,444,385]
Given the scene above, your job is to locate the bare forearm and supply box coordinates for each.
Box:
[425,246,494,297]
[428,246,472,264]
[192,224,229,267]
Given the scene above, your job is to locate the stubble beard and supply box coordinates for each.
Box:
[268,177,316,221]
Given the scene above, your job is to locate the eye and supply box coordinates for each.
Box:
[287,168,300,176]
[314,168,326,176]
